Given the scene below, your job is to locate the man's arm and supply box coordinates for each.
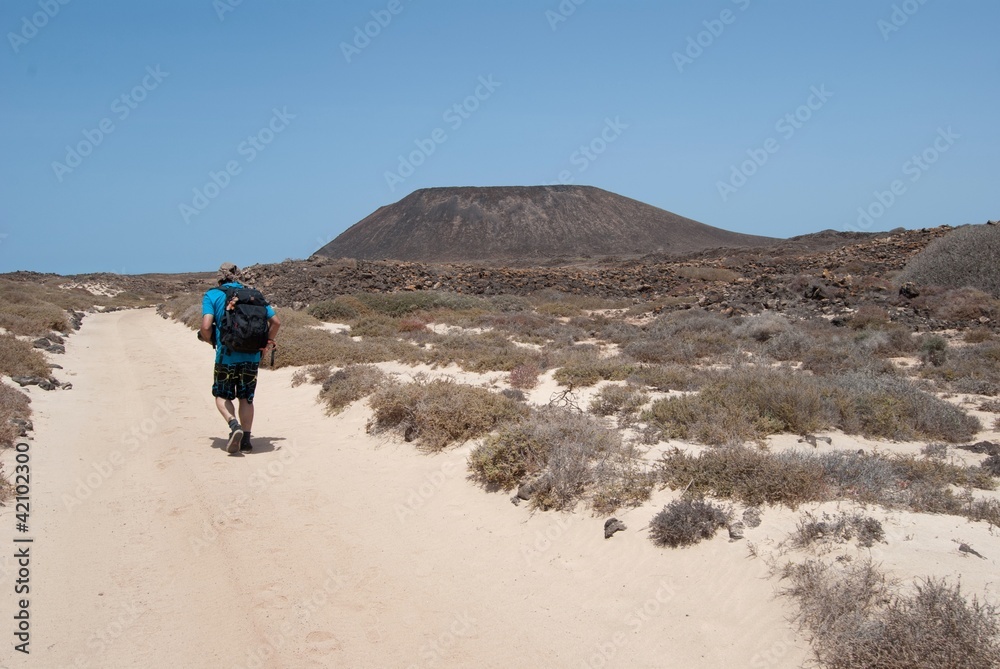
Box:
[265,314,281,348]
[199,314,215,345]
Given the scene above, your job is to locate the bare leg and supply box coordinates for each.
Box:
[238,400,254,433]
[215,397,238,423]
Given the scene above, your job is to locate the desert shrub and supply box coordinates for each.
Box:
[627,364,704,392]
[0,383,31,448]
[275,327,422,368]
[800,335,899,376]
[847,305,891,330]
[732,312,792,343]
[426,332,542,372]
[318,364,388,414]
[920,443,948,459]
[158,294,203,330]
[500,388,526,402]
[308,296,368,321]
[507,364,540,390]
[900,224,1000,296]
[791,511,885,549]
[368,379,527,451]
[290,364,333,388]
[348,314,401,338]
[644,367,831,446]
[983,454,1000,477]
[763,328,812,362]
[964,327,993,344]
[469,407,638,511]
[595,320,643,345]
[782,559,1000,669]
[828,373,980,442]
[920,341,1000,396]
[588,384,649,418]
[673,266,740,283]
[0,335,51,378]
[919,334,947,367]
[658,446,829,507]
[353,291,487,317]
[649,498,731,548]
[551,347,636,387]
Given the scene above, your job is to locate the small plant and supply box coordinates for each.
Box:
[507,364,540,390]
[791,512,885,549]
[649,498,731,548]
[919,334,947,367]
[588,384,649,418]
[318,364,388,414]
[921,443,948,460]
[368,379,527,450]
[781,559,1000,669]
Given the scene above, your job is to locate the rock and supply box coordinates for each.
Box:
[604,518,627,539]
[32,338,51,348]
[958,543,986,559]
[60,382,73,391]
[899,282,919,299]
[11,376,42,387]
[742,507,763,529]
[47,332,65,344]
[728,521,746,540]
[46,344,66,354]
[9,418,32,436]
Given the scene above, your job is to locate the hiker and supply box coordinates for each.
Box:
[199,262,280,454]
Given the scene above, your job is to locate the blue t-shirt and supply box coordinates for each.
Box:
[202,282,277,364]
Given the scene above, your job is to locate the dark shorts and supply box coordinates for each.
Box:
[212,361,259,402]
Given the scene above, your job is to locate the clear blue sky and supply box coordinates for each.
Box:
[2,1,998,275]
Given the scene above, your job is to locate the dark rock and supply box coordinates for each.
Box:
[46,344,66,354]
[32,338,50,348]
[899,282,919,299]
[742,507,763,529]
[604,518,627,539]
[728,521,746,540]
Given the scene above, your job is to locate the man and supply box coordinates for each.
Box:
[199,262,280,454]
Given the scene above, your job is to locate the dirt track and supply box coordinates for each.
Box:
[6,308,805,668]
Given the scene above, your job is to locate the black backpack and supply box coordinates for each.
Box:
[217,286,270,354]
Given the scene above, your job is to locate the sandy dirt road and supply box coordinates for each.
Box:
[2,308,808,668]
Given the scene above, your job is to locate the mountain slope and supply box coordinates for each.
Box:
[316,186,779,262]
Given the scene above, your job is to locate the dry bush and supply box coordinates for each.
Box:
[659,446,829,508]
[915,287,1000,323]
[290,364,333,388]
[983,454,1000,477]
[782,559,1000,669]
[0,335,51,378]
[276,328,419,368]
[673,266,740,283]
[847,305,891,330]
[644,366,831,445]
[318,364,388,414]
[158,293,203,329]
[426,331,542,372]
[507,364,540,390]
[348,314,401,337]
[0,383,31,448]
[629,309,739,364]
[791,511,885,549]
[550,347,637,387]
[352,291,488,317]
[469,407,642,511]
[627,364,704,392]
[964,327,993,344]
[308,296,368,321]
[800,335,899,376]
[368,379,527,451]
[828,373,980,443]
[588,384,649,418]
[920,341,1000,396]
[649,498,731,548]
[901,225,1000,297]
[732,312,793,343]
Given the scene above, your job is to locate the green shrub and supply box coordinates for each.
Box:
[368,379,527,450]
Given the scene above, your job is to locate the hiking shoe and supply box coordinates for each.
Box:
[226,426,244,454]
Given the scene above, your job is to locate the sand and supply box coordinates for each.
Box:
[2,308,998,668]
